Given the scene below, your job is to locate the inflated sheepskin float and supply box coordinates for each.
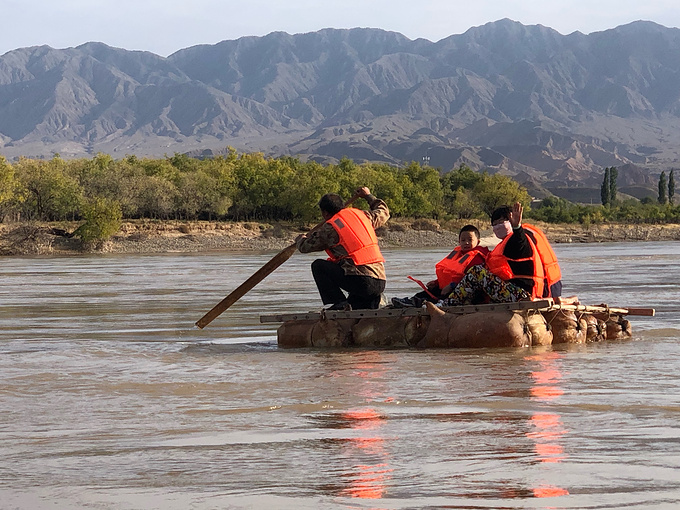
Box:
[262,299,650,349]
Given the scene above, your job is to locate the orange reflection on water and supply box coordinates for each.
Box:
[339,353,394,501]
[344,407,383,428]
[533,484,570,498]
[530,384,564,400]
[530,360,564,402]
[525,352,570,498]
[343,460,392,499]
[340,408,393,500]
[529,413,566,464]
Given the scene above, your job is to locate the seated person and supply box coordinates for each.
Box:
[443,202,572,305]
[296,187,389,310]
[392,224,489,307]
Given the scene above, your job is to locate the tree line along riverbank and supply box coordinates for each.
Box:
[2,218,679,257]
[2,151,680,255]
[2,152,680,245]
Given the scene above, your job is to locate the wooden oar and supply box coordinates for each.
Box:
[195,194,361,329]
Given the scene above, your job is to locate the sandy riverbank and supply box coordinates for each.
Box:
[1,219,679,256]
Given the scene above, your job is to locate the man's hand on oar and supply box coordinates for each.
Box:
[195,192,362,329]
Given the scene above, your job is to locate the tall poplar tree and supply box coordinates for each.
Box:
[601,167,611,206]
[658,171,668,204]
[609,166,618,205]
[669,169,676,205]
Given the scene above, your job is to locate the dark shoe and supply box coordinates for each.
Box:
[441,297,462,306]
[391,297,421,308]
[326,301,352,311]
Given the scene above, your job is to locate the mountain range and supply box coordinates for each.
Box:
[2,19,680,200]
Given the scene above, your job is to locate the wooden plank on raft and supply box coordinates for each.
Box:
[259,299,554,323]
[552,304,655,317]
[442,299,553,315]
[259,307,424,323]
[624,307,656,316]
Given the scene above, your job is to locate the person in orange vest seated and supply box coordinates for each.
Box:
[391,224,489,308]
[443,202,575,305]
[296,187,390,310]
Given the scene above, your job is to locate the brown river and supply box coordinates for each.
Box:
[1,242,679,509]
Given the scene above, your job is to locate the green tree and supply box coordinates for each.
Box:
[140,157,181,184]
[332,157,364,199]
[277,160,334,221]
[137,176,178,219]
[398,162,443,218]
[441,165,484,218]
[73,197,122,245]
[473,173,531,218]
[609,166,618,205]
[601,167,611,206]
[658,171,668,204]
[669,169,676,205]
[0,156,17,215]
[229,152,270,219]
[445,187,480,219]
[527,197,607,224]
[14,156,84,220]
[93,157,148,218]
[361,163,407,216]
[442,164,482,190]
[198,154,237,218]
[169,152,200,173]
[175,170,216,219]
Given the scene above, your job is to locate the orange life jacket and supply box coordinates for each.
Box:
[523,223,562,293]
[486,230,545,299]
[325,207,385,266]
[435,246,490,288]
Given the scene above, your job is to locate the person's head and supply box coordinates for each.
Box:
[490,206,513,240]
[318,193,344,220]
[458,224,481,252]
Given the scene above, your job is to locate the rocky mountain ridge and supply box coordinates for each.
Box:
[2,20,680,200]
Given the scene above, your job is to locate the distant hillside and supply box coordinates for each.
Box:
[2,20,680,201]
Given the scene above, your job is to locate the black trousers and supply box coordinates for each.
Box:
[311,259,385,309]
[414,285,442,303]
[414,283,486,304]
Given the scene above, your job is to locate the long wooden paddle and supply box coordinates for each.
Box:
[195,193,361,329]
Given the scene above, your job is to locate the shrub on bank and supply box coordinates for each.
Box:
[526,196,680,224]
[72,198,122,247]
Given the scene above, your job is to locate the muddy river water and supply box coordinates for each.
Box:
[1,242,679,509]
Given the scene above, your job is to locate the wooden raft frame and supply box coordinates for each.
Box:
[259,299,654,323]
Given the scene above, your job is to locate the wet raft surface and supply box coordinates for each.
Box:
[261,299,642,348]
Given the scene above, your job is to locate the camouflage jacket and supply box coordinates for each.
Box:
[296,195,389,280]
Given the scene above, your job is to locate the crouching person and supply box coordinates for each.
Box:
[296,187,390,310]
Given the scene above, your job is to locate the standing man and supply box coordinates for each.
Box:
[296,187,390,310]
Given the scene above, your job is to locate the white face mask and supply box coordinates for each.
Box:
[493,221,513,239]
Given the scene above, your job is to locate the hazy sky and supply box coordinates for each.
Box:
[3,0,680,57]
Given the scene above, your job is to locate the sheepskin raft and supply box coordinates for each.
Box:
[260,300,654,349]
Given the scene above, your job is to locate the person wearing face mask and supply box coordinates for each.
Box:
[442,202,572,305]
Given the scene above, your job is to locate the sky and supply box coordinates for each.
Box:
[2,0,680,57]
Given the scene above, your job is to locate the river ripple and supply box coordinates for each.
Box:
[1,242,679,509]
